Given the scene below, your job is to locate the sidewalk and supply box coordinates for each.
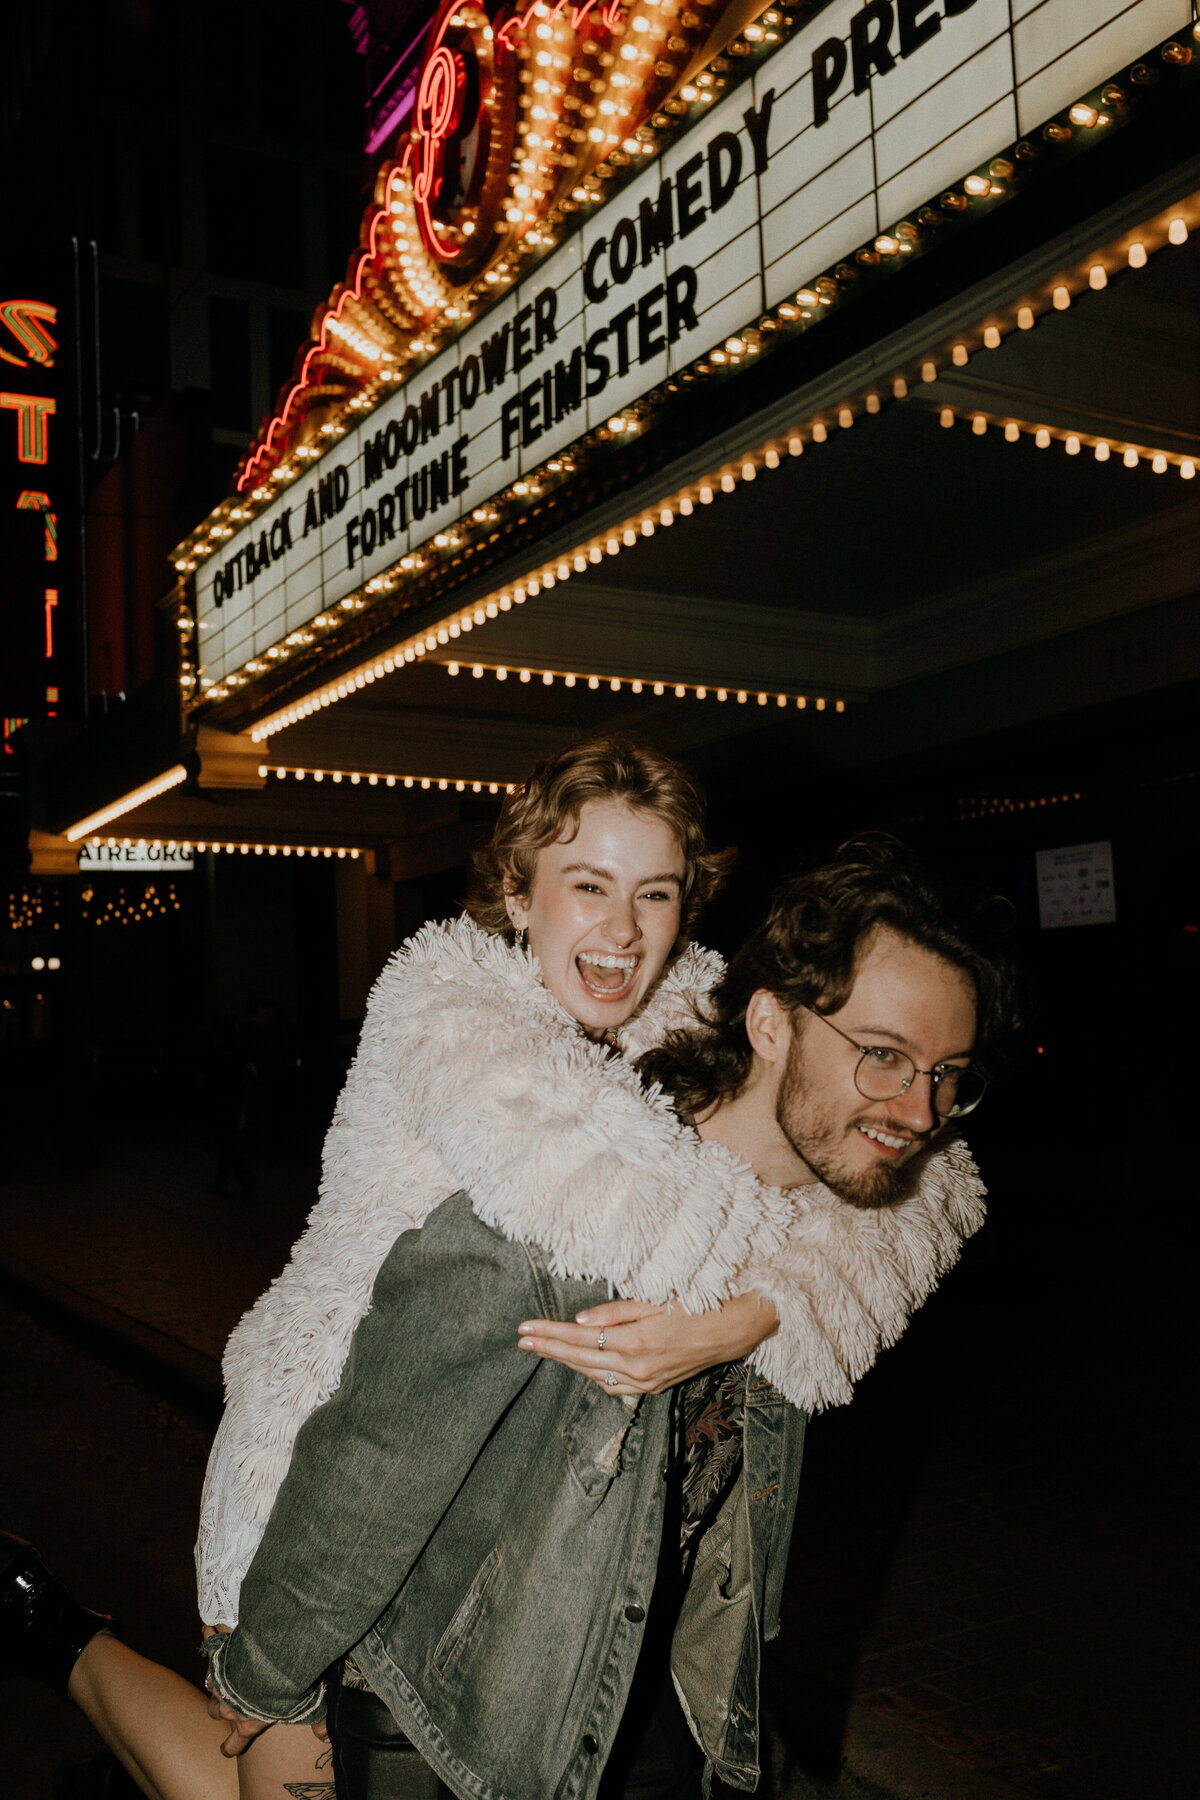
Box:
[2,1106,1188,1800]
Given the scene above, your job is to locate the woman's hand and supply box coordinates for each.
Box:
[517,1293,778,1395]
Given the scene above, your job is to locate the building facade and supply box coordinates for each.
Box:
[8,0,1200,1107]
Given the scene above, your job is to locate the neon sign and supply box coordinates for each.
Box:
[3,299,60,718]
[229,0,720,493]
[0,299,57,368]
[1,392,55,464]
[17,489,57,561]
[401,0,518,269]
[494,0,622,52]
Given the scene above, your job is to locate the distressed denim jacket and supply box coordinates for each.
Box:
[206,1191,807,1800]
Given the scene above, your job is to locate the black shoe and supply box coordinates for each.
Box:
[53,1753,143,1798]
[0,1530,121,1701]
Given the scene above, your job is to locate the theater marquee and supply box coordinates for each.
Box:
[190,0,1191,693]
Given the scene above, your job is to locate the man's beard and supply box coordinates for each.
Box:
[775,1037,924,1210]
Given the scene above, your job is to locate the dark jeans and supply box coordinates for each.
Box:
[325,1659,699,1800]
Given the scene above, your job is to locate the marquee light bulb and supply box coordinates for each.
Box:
[1123,448,1138,467]
[1128,241,1147,267]
[1168,218,1188,245]
[1094,441,1110,461]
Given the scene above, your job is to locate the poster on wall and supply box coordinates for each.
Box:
[1036,841,1117,930]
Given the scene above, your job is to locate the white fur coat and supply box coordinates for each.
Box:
[196,918,985,1626]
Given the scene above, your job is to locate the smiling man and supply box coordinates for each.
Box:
[644,835,1015,1219]
[519,836,1022,1408]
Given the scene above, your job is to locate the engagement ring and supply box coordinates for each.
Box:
[604,1372,618,1387]
[596,1330,607,1350]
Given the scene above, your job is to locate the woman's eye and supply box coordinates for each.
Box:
[865,1046,900,1066]
[640,889,674,903]
[575,882,603,894]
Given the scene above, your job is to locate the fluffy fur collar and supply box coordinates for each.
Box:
[197,917,985,1626]
[368,918,985,1335]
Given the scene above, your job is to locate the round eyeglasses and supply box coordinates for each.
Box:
[803,1007,987,1119]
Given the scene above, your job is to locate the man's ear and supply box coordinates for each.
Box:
[745,990,794,1066]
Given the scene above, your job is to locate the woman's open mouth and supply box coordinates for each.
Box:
[576,951,640,1002]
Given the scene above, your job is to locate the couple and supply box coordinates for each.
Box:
[7,735,1018,1800]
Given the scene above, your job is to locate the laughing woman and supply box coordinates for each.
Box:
[4,737,985,1800]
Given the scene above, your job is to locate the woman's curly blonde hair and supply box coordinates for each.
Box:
[466,735,734,949]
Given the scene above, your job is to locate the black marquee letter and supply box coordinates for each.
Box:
[743,90,774,174]
[812,37,847,126]
[851,2,896,95]
[707,132,742,212]
[897,0,940,56]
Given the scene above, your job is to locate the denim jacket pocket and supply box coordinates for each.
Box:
[562,1383,637,1500]
[432,1545,502,1678]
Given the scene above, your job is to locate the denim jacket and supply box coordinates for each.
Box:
[206,1191,807,1800]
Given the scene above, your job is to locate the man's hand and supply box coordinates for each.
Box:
[517,1292,779,1395]
[206,1694,271,1757]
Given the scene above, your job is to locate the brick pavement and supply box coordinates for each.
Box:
[2,1099,1189,1800]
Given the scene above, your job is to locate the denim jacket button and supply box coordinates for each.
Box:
[624,1603,645,1623]
[582,1734,600,1755]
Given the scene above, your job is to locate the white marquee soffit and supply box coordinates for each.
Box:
[194,0,1192,688]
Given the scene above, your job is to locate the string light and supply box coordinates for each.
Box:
[262,764,515,795]
[936,405,1193,474]
[79,881,183,927]
[958,791,1082,821]
[440,663,844,711]
[83,835,365,861]
[6,885,60,931]
[65,767,188,842]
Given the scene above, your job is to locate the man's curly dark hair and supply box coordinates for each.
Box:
[638,833,1027,1119]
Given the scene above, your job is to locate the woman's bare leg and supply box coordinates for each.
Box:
[68,1633,235,1800]
[236,1722,336,1798]
[68,1634,333,1800]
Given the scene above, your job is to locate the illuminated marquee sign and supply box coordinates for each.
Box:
[195,0,1189,688]
[1,293,60,726]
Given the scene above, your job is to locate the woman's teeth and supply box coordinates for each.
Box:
[576,952,639,996]
[859,1126,908,1151]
